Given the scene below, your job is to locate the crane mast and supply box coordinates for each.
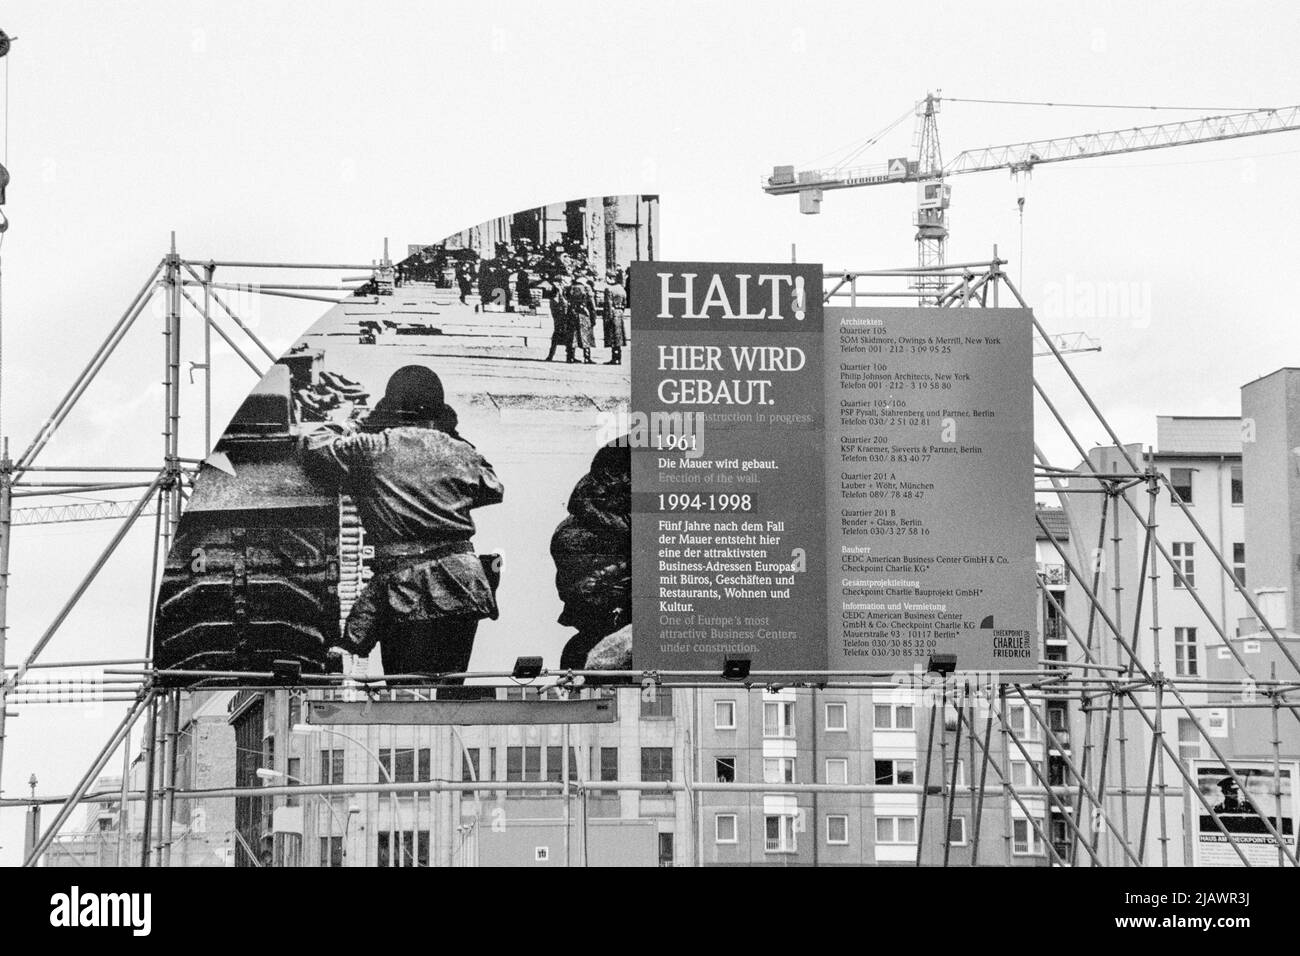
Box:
[913,93,950,298]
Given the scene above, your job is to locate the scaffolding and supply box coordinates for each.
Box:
[1,250,1296,868]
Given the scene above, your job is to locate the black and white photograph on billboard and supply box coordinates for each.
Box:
[154,196,652,684]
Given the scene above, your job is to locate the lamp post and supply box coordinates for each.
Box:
[293,721,481,867]
[256,767,355,866]
[291,723,403,865]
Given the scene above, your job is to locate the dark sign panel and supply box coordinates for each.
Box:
[630,262,828,672]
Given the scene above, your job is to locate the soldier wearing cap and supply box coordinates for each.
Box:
[306,365,504,684]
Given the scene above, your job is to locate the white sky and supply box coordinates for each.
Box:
[2,0,1299,862]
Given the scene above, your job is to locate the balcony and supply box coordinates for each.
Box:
[1042,618,1067,644]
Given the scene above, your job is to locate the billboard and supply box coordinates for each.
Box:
[1188,759,1298,867]
[824,306,1036,672]
[155,251,1035,683]
[152,196,658,683]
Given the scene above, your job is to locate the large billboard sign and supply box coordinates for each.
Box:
[155,253,1035,684]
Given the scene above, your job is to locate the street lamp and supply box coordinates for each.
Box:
[292,723,403,865]
[293,721,481,866]
[256,767,352,866]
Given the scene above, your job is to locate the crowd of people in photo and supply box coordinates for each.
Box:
[395,237,630,364]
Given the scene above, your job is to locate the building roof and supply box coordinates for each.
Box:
[1156,416,1241,456]
[1034,506,1070,541]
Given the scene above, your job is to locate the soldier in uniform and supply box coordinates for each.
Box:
[305,365,504,684]
[544,279,571,362]
[602,271,627,365]
[569,277,597,365]
[1212,777,1245,814]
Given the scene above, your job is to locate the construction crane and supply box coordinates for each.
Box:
[764,94,1300,299]
[1034,331,1100,358]
[11,499,159,526]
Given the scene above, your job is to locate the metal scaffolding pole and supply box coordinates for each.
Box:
[22,690,154,866]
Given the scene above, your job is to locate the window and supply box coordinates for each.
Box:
[319,749,344,785]
[319,835,343,867]
[715,756,736,783]
[1047,702,1069,734]
[763,700,795,738]
[824,702,847,731]
[825,758,848,785]
[763,757,796,784]
[1012,818,1045,856]
[826,814,849,845]
[641,747,673,782]
[715,814,738,844]
[1009,760,1032,788]
[875,815,917,845]
[1169,467,1194,504]
[948,816,967,846]
[944,758,965,788]
[1175,627,1199,676]
[640,689,673,718]
[377,830,429,867]
[873,702,915,730]
[1177,718,1202,761]
[874,759,915,786]
[285,757,301,807]
[1048,754,1068,787]
[714,700,736,729]
[764,814,797,853]
[1233,543,1246,587]
[379,748,427,784]
[545,746,578,783]
[599,747,618,782]
[1007,702,1041,741]
[461,748,480,782]
[1231,465,1243,505]
[506,746,542,783]
[1172,542,1195,588]
[658,833,674,867]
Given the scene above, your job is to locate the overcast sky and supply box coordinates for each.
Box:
[1,1,1298,862]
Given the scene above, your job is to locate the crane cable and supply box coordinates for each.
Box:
[796,101,917,173]
[828,102,916,172]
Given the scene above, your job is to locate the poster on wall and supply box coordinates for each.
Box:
[1188,759,1298,867]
